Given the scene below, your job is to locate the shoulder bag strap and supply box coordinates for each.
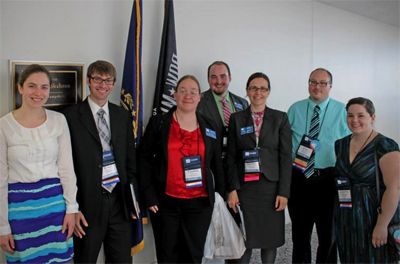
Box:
[374,137,382,214]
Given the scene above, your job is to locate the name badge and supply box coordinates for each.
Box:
[335,177,352,209]
[243,150,260,181]
[222,127,228,147]
[240,126,253,135]
[102,150,121,185]
[234,101,243,110]
[245,174,260,182]
[206,128,217,139]
[182,155,203,188]
[222,127,229,159]
[310,139,321,151]
[292,135,319,172]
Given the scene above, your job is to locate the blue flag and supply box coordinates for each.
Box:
[120,0,144,256]
[152,0,178,116]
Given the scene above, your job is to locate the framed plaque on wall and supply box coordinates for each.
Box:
[10,60,85,111]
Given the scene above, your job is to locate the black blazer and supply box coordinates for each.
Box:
[138,107,225,207]
[225,106,292,198]
[62,99,137,225]
[196,89,249,136]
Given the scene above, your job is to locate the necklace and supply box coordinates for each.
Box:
[353,130,374,154]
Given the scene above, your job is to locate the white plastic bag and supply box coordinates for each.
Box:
[201,256,225,264]
[203,192,246,261]
[203,216,215,260]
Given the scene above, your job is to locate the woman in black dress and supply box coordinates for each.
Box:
[334,97,400,263]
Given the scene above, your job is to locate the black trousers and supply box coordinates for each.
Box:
[150,210,193,264]
[288,168,338,263]
[73,188,132,264]
[153,195,213,264]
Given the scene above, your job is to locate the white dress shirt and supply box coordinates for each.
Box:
[0,109,79,235]
[87,96,111,136]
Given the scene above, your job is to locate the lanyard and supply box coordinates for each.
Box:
[175,111,200,156]
[243,111,265,151]
[304,101,330,139]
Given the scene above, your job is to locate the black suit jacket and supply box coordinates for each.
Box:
[138,107,225,207]
[225,106,292,198]
[196,89,249,137]
[62,99,137,225]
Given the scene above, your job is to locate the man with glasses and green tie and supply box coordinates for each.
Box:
[287,68,350,263]
[62,60,138,263]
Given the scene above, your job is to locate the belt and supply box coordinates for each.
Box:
[309,167,335,178]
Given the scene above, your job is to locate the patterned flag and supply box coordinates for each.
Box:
[152,0,178,116]
[120,0,144,255]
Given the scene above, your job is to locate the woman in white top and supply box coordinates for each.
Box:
[0,64,78,263]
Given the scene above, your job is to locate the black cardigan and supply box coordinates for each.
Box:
[138,107,225,207]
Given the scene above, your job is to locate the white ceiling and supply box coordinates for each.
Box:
[316,0,399,28]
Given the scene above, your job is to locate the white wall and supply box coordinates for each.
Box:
[0,0,2,120]
[1,0,399,263]
[312,3,400,141]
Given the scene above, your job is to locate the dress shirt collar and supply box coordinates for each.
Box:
[88,96,109,117]
[212,90,231,104]
[307,97,330,111]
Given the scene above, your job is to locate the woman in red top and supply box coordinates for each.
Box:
[139,75,225,263]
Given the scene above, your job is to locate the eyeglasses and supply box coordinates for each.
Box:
[177,90,199,97]
[90,76,115,85]
[309,80,331,87]
[247,86,270,92]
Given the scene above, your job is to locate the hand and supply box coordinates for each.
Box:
[149,205,158,214]
[228,190,239,213]
[275,196,288,211]
[131,202,141,219]
[372,223,388,248]
[74,211,88,239]
[0,233,15,255]
[62,213,76,241]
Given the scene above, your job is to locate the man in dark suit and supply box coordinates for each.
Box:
[197,61,248,158]
[62,60,138,263]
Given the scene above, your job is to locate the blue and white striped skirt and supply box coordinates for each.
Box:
[6,178,74,264]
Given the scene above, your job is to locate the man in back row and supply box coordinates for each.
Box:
[287,68,351,263]
[197,61,249,158]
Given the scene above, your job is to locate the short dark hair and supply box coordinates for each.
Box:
[309,68,333,84]
[346,97,375,116]
[176,75,201,93]
[207,61,231,78]
[18,64,52,87]
[246,72,271,90]
[87,60,117,82]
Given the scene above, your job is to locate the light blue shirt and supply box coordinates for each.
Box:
[287,97,351,169]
